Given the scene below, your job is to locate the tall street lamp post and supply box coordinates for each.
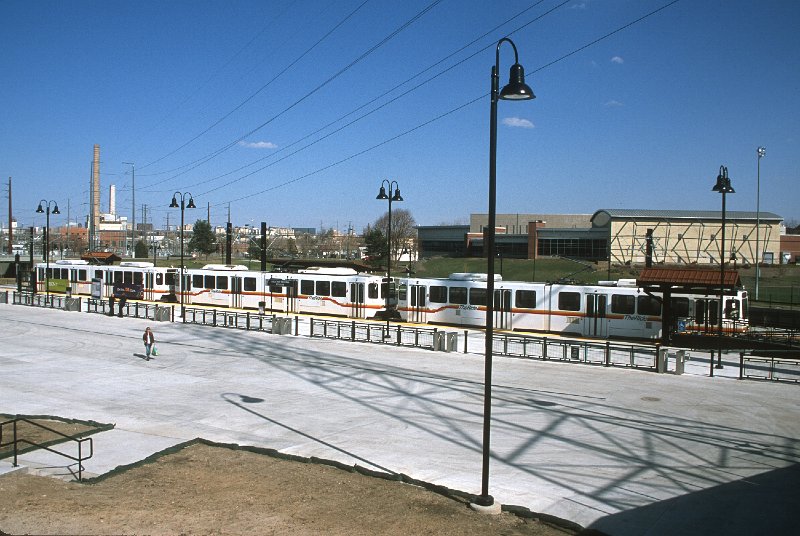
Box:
[711,166,734,376]
[169,191,196,320]
[755,147,765,300]
[475,37,535,512]
[36,199,60,301]
[376,180,403,321]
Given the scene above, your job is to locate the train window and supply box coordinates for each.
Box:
[429,286,447,304]
[332,281,347,297]
[449,286,467,305]
[156,273,163,285]
[79,269,87,281]
[611,294,635,314]
[244,277,256,291]
[671,297,690,317]
[316,281,330,296]
[94,270,103,279]
[558,292,581,312]
[165,272,175,286]
[398,283,407,301]
[202,275,213,289]
[217,276,228,290]
[301,280,314,295]
[368,283,378,299]
[469,288,487,306]
[515,290,536,309]
[637,296,662,316]
[725,299,739,319]
[134,272,143,285]
[114,271,123,284]
[123,271,132,284]
[193,275,203,288]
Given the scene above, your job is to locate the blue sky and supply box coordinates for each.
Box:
[2,0,798,234]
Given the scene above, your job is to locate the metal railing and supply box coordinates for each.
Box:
[309,319,446,351]
[182,306,293,335]
[0,417,94,481]
[84,298,170,321]
[739,351,800,383]
[489,333,659,370]
[11,291,65,309]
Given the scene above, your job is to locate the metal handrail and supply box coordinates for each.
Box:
[0,417,94,481]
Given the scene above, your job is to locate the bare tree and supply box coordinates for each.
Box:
[373,208,416,262]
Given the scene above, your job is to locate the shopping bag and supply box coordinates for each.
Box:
[152,345,158,356]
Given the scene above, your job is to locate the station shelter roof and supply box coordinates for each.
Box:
[637,267,741,292]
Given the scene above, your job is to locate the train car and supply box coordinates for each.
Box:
[180,265,387,319]
[37,261,179,301]
[397,273,749,340]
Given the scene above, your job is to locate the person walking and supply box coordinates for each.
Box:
[142,327,155,361]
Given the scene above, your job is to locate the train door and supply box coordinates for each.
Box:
[408,284,427,323]
[231,277,243,309]
[494,289,512,330]
[694,298,719,333]
[285,280,298,314]
[145,272,155,301]
[182,272,192,305]
[584,293,608,338]
[350,282,365,318]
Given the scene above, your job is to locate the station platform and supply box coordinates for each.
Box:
[1,303,797,535]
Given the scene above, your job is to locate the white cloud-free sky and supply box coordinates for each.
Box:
[2,0,798,232]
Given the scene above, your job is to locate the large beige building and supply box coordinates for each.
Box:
[592,209,783,266]
[448,209,785,266]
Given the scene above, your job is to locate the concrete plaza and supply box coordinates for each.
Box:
[1,303,798,535]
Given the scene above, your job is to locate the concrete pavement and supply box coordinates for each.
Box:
[1,303,798,535]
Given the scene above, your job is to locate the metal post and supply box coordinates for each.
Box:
[755,147,765,300]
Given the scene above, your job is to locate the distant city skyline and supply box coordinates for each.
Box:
[2,0,798,233]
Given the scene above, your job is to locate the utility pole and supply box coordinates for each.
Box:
[124,162,135,256]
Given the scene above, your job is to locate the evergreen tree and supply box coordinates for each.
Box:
[187,220,217,259]
[134,239,149,258]
[363,225,387,268]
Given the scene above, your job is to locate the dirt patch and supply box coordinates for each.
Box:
[0,441,579,536]
[0,415,111,459]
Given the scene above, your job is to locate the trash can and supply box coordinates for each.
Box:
[433,332,445,351]
[258,301,266,316]
[445,332,459,352]
[155,306,171,322]
[657,348,668,373]
[63,297,81,312]
[675,350,686,375]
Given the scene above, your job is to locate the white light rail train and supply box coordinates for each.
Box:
[36,260,749,340]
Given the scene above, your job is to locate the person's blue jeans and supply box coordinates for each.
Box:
[145,343,152,357]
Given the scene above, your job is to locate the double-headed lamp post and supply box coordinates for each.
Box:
[755,147,766,300]
[36,200,60,300]
[711,166,734,376]
[376,180,403,320]
[169,191,196,319]
[475,37,535,512]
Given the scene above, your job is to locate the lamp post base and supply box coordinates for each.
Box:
[470,495,501,515]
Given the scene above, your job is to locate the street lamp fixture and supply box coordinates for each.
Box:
[376,180,403,321]
[475,37,534,512]
[169,191,196,319]
[36,199,60,300]
[711,166,734,375]
[755,146,766,300]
